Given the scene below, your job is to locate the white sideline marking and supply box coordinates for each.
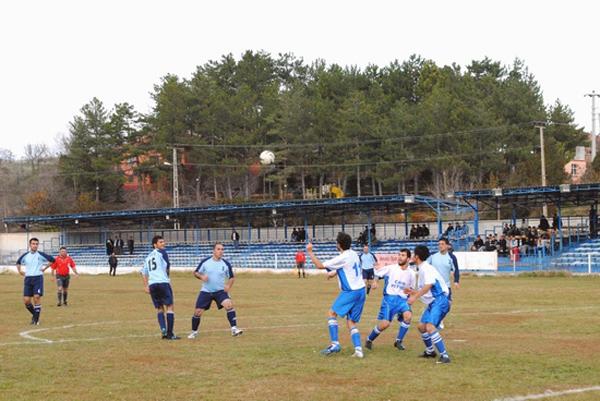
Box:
[1,321,322,346]
[493,385,600,401]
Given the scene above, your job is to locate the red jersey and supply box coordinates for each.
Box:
[51,256,76,276]
[295,251,306,263]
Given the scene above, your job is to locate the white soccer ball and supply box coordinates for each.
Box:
[260,150,275,165]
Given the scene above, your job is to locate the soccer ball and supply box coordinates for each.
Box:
[260,150,275,165]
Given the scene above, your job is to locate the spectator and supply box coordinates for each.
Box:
[114,235,124,255]
[444,223,454,237]
[590,204,598,238]
[552,213,561,231]
[498,235,508,256]
[422,224,430,238]
[539,215,550,232]
[471,235,484,251]
[291,228,298,242]
[127,236,135,255]
[410,225,417,239]
[106,237,114,256]
[108,253,118,276]
[231,229,240,248]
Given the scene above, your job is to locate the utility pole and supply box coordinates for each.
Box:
[172,147,179,209]
[585,91,599,161]
[535,124,548,217]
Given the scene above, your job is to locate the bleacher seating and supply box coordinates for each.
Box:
[551,238,600,273]
[65,239,439,270]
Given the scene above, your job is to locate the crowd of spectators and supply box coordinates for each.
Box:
[471,215,561,257]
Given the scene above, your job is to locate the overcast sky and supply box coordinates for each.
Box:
[1,0,598,157]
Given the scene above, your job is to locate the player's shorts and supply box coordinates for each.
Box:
[23,276,44,297]
[56,274,70,289]
[331,289,366,322]
[420,296,450,327]
[296,262,305,269]
[376,295,411,322]
[362,268,375,280]
[148,283,174,308]
[195,290,230,310]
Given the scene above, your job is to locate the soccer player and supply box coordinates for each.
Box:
[427,238,460,329]
[365,248,415,351]
[188,242,243,339]
[16,238,55,325]
[406,245,451,364]
[50,246,79,306]
[359,245,377,295]
[141,235,179,340]
[307,232,366,358]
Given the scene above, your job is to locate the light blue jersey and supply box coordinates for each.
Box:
[16,251,54,277]
[141,249,171,285]
[195,257,234,293]
[427,251,454,287]
[359,252,377,270]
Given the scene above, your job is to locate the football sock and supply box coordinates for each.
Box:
[63,292,68,304]
[25,303,35,315]
[366,284,371,295]
[226,309,237,327]
[166,311,174,336]
[430,330,448,356]
[367,326,381,342]
[397,321,410,342]
[192,316,201,331]
[422,332,435,353]
[350,326,362,350]
[328,318,339,343]
[157,312,166,333]
[33,305,41,322]
[57,291,62,304]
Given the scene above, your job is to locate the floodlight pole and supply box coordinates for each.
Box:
[585,91,600,161]
[535,125,548,217]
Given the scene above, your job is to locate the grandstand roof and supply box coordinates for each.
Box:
[454,182,600,208]
[3,194,469,227]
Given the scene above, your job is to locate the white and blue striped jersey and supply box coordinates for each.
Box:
[195,257,234,293]
[141,249,171,285]
[16,251,55,277]
[323,249,365,291]
[375,264,416,298]
[417,261,449,305]
[427,251,455,287]
[359,252,377,270]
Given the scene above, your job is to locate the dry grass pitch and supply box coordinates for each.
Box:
[1,272,599,401]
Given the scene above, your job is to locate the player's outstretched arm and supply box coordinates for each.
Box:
[407,284,432,305]
[141,273,150,294]
[194,271,208,282]
[306,243,326,269]
[16,264,24,276]
[224,277,234,292]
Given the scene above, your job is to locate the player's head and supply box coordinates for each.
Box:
[398,248,411,266]
[438,237,450,253]
[213,242,224,259]
[363,244,369,253]
[413,245,430,264]
[29,237,39,252]
[152,235,165,250]
[335,232,352,252]
[59,246,67,257]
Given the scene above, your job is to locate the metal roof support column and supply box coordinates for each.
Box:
[474,200,480,237]
[367,210,372,246]
[436,202,442,239]
[404,209,409,238]
[247,218,251,244]
[511,204,517,226]
[557,200,563,253]
[304,215,308,244]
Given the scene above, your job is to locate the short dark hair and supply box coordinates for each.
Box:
[213,242,224,249]
[413,245,430,261]
[151,235,163,246]
[439,237,450,245]
[399,248,411,258]
[336,232,352,251]
[59,246,67,251]
[29,237,39,244]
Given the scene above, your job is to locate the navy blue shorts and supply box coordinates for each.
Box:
[195,290,230,310]
[24,276,44,297]
[362,268,375,280]
[149,283,174,308]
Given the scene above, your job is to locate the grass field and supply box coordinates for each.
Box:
[1,271,599,401]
